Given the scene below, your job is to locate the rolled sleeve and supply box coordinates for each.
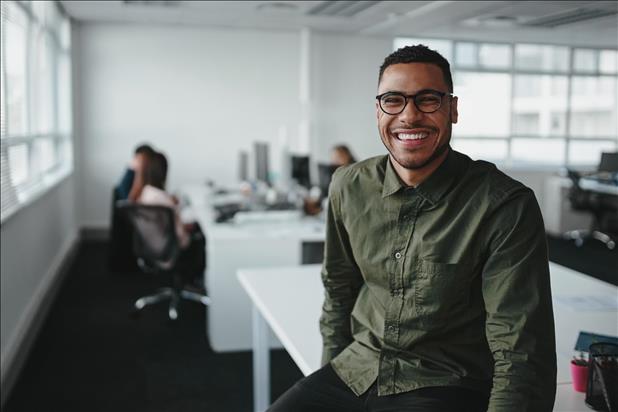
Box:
[482,188,557,412]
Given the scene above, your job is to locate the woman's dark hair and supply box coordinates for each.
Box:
[134,143,155,156]
[333,144,356,165]
[142,151,168,190]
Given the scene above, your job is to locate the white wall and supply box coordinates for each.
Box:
[0,176,79,389]
[75,23,302,227]
[310,33,392,163]
[76,23,563,227]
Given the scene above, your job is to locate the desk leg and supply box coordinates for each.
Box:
[252,305,270,412]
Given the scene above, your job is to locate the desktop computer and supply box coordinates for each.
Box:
[291,155,311,189]
[238,150,249,182]
[254,142,270,185]
[317,163,338,198]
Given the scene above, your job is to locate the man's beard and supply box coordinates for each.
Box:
[387,122,452,170]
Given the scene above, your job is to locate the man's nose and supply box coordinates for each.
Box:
[398,98,424,123]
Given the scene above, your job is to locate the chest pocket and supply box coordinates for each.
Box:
[414,260,471,322]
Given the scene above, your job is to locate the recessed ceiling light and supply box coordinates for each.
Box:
[256,2,299,13]
[462,15,519,28]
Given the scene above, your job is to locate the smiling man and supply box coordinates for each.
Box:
[268,45,556,412]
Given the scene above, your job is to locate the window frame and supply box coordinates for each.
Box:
[394,37,618,168]
[1,0,73,224]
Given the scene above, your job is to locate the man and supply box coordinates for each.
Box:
[268,45,556,412]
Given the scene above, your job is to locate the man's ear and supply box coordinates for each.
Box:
[376,101,381,122]
[450,96,458,124]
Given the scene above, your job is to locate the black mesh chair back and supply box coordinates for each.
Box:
[116,202,210,320]
[565,169,589,211]
[599,152,618,173]
[118,202,180,271]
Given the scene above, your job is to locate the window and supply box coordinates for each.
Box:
[515,44,569,72]
[0,1,72,222]
[569,76,617,139]
[395,37,618,167]
[455,72,511,137]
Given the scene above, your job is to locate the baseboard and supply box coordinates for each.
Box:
[0,230,80,407]
[80,226,109,241]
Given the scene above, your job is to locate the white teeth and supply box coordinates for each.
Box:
[397,133,427,140]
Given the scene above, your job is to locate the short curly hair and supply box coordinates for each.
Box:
[378,44,453,92]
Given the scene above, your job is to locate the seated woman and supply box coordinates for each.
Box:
[331,144,356,167]
[304,144,358,216]
[138,151,205,288]
[115,143,155,201]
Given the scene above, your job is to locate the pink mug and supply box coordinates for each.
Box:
[570,360,588,392]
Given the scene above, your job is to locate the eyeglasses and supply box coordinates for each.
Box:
[376,89,453,115]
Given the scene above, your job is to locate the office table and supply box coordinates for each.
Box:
[542,175,618,236]
[579,176,618,195]
[238,263,618,412]
[182,183,325,352]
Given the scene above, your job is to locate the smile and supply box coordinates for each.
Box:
[396,132,428,141]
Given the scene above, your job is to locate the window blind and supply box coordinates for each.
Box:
[1,0,73,222]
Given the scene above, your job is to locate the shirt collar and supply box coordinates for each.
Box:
[381,148,465,205]
[381,156,404,198]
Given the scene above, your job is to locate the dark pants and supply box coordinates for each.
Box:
[176,223,206,285]
[268,364,489,412]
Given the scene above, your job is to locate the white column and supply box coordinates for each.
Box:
[298,27,311,156]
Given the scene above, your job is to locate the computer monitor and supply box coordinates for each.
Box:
[317,163,338,197]
[598,152,618,173]
[238,150,249,182]
[254,142,270,185]
[291,155,311,188]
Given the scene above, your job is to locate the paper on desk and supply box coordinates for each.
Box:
[553,295,618,311]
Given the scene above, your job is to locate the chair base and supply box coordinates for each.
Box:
[134,287,210,320]
[564,229,616,250]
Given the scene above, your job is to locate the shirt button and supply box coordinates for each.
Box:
[395,252,402,259]
[388,325,395,332]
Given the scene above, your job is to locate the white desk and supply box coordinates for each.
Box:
[542,177,591,236]
[238,263,618,412]
[183,183,325,352]
[579,176,618,195]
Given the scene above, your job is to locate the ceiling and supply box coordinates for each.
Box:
[61,1,618,47]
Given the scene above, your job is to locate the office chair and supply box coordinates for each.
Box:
[598,152,618,173]
[118,202,210,320]
[563,169,617,250]
[108,188,138,272]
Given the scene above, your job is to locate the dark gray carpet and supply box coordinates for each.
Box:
[4,241,303,412]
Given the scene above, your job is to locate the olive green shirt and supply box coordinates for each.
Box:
[320,149,556,411]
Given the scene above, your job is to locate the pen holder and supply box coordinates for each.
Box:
[570,359,589,392]
[585,342,618,411]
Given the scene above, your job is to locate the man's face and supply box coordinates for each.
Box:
[376,63,458,171]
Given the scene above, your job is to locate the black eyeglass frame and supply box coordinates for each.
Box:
[375,89,454,115]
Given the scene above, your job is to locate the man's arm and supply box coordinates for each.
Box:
[319,178,364,365]
[482,188,557,412]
